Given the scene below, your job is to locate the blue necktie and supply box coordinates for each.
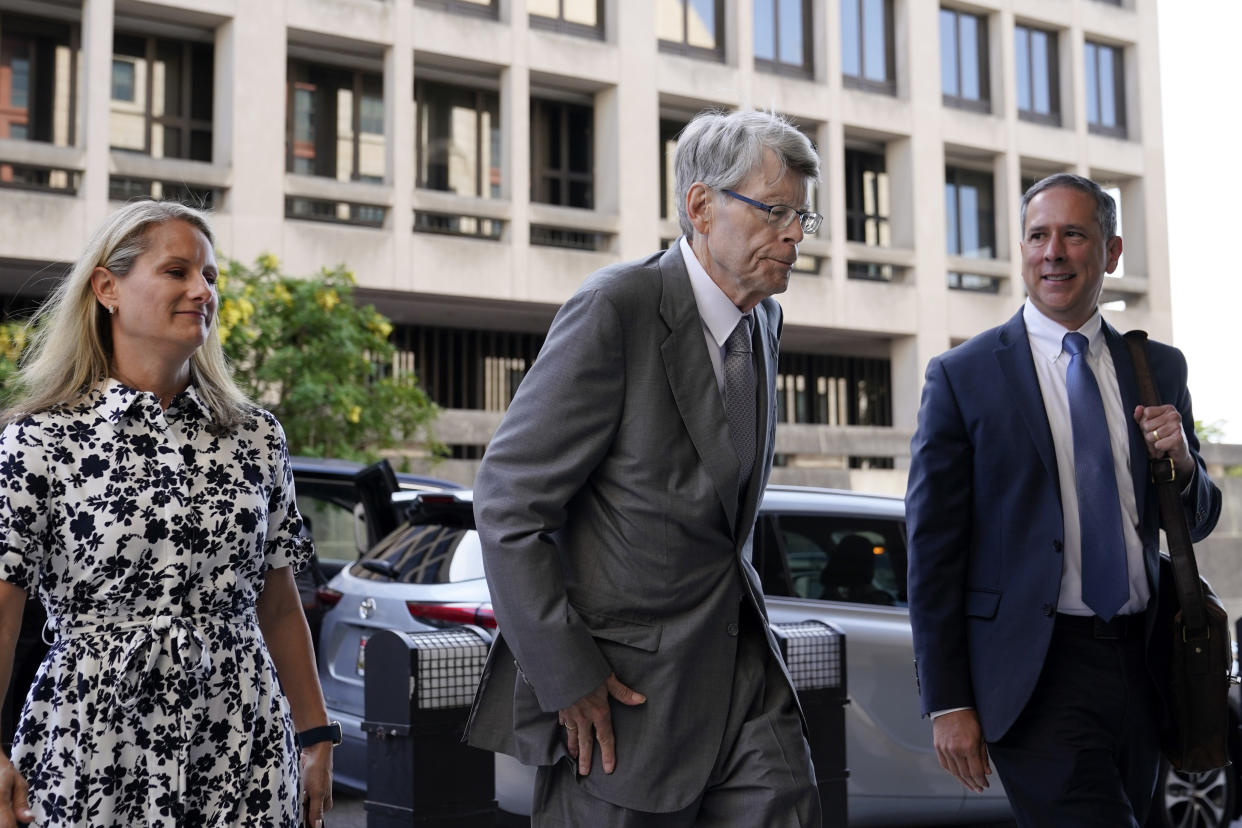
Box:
[1062,332,1129,620]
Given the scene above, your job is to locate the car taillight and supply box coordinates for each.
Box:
[315,586,344,608]
[406,602,498,630]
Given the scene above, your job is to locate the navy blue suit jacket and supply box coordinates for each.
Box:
[906,309,1221,741]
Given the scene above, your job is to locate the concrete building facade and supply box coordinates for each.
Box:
[0,0,1171,490]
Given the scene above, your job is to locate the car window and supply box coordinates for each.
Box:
[757,513,908,607]
[296,492,361,567]
[349,522,483,583]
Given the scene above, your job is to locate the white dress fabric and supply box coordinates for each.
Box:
[0,380,312,827]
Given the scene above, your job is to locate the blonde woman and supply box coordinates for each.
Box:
[0,201,333,826]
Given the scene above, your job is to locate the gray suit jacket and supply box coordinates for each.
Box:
[464,243,792,812]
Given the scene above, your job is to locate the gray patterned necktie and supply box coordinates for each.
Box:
[724,316,757,497]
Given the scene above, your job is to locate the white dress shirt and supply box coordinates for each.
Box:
[680,237,747,398]
[1023,301,1148,617]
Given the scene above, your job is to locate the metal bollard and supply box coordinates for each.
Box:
[772,620,849,826]
[362,627,497,827]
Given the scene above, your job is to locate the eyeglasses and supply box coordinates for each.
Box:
[721,189,823,234]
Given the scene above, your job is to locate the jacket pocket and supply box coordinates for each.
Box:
[578,610,662,653]
[964,589,1001,619]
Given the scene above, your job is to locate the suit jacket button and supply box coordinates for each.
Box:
[1052,540,1064,553]
[727,622,739,636]
[1041,602,1054,617]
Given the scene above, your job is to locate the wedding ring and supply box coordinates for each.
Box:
[565,723,578,731]
[1151,428,1160,440]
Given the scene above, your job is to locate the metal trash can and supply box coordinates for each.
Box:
[362,627,497,827]
[772,620,848,825]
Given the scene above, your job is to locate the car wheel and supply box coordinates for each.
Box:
[1147,758,1236,828]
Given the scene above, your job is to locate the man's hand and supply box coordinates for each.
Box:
[1134,404,1194,479]
[0,757,33,828]
[557,673,646,776]
[933,709,991,793]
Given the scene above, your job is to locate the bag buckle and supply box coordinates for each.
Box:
[1151,457,1176,485]
[1182,625,1211,644]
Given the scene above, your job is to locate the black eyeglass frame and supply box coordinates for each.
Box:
[721,189,823,234]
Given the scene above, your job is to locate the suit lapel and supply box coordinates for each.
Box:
[1103,322,1148,522]
[993,310,1060,491]
[657,246,740,529]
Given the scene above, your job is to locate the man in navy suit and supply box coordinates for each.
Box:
[906,173,1221,826]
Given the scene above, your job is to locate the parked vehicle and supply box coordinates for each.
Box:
[316,484,1242,827]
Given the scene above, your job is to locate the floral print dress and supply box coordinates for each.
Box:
[0,380,312,827]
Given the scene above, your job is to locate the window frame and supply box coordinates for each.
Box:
[110,33,214,162]
[657,0,725,62]
[944,164,996,261]
[529,96,594,210]
[840,0,895,95]
[415,0,499,20]
[414,76,501,199]
[286,59,386,182]
[1084,40,1127,138]
[0,13,80,147]
[753,0,814,79]
[844,147,889,247]
[939,7,990,113]
[1014,23,1060,126]
[528,0,605,40]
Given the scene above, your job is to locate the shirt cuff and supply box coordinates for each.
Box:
[930,706,973,719]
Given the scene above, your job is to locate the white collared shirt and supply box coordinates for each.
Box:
[679,237,747,398]
[1023,300,1148,616]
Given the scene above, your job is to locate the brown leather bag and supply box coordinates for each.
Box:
[1125,330,1231,773]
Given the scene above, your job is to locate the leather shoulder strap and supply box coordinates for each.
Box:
[1123,330,1208,631]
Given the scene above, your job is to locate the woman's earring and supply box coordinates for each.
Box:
[108,305,116,315]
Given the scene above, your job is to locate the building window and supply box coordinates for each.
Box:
[110,59,134,102]
[841,0,894,94]
[530,97,592,209]
[1015,25,1059,125]
[110,35,213,162]
[1085,41,1126,137]
[528,0,604,39]
[939,8,989,112]
[0,13,78,148]
[775,352,892,429]
[657,0,724,60]
[415,78,500,198]
[415,0,499,19]
[845,148,889,246]
[754,0,812,77]
[945,166,994,259]
[287,196,387,227]
[659,118,687,220]
[109,177,217,209]
[287,61,385,183]
[414,211,504,240]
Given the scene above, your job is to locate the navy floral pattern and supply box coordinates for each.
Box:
[0,380,312,827]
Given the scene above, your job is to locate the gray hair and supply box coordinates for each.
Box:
[673,109,820,238]
[1020,173,1117,239]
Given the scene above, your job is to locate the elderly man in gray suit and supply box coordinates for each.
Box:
[464,109,823,826]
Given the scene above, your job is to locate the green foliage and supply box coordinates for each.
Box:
[218,254,440,461]
[0,321,30,408]
[1194,419,1227,444]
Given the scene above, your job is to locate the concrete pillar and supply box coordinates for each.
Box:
[224,1,288,264]
[388,0,414,288]
[79,0,115,231]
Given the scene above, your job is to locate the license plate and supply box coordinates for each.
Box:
[356,634,370,676]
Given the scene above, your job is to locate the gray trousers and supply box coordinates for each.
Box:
[532,609,822,828]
